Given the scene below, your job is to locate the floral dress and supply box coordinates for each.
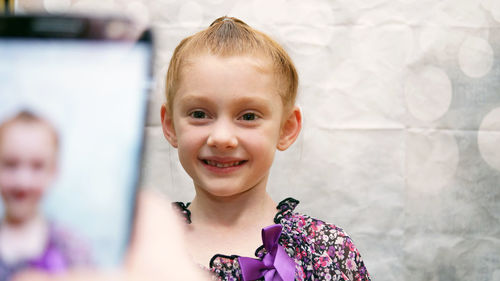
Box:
[173,198,371,281]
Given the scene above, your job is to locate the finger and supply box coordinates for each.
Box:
[126,189,209,280]
[12,269,121,281]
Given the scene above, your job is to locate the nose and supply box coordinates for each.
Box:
[206,118,238,150]
[11,166,37,190]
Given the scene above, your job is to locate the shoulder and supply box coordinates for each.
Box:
[50,222,93,267]
[275,198,346,243]
[279,208,349,255]
[275,198,371,280]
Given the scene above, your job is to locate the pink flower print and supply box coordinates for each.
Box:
[311,222,319,231]
[319,256,331,267]
[336,248,345,258]
[349,251,356,259]
[298,218,306,228]
[327,246,336,257]
[298,267,306,279]
[346,258,357,271]
[348,240,357,252]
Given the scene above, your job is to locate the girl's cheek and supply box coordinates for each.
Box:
[243,126,280,143]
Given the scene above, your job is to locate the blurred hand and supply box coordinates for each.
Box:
[13,189,209,281]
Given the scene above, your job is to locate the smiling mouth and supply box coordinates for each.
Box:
[202,159,247,168]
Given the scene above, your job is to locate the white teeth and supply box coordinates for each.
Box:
[205,160,243,168]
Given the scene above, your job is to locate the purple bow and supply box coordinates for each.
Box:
[238,224,295,281]
[28,240,68,273]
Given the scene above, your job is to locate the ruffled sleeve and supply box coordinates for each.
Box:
[274,198,370,281]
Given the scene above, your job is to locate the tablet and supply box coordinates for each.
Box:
[0,14,152,278]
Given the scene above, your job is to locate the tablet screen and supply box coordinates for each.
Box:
[0,15,151,274]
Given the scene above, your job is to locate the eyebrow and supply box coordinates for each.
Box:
[232,96,274,109]
[178,94,276,112]
[177,94,213,106]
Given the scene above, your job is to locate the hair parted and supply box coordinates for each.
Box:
[165,16,298,113]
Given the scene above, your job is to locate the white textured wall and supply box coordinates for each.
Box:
[18,0,500,280]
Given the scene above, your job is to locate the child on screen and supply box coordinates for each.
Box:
[0,111,91,281]
[161,17,370,281]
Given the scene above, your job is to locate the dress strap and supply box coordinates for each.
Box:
[274,197,300,224]
[172,202,192,224]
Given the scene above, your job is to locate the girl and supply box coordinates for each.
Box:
[162,17,371,281]
[0,111,91,281]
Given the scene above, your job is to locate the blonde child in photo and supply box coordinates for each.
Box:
[0,111,91,281]
[162,17,371,281]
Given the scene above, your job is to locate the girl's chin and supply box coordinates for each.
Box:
[5,208,40,224]
[195,184,255,199]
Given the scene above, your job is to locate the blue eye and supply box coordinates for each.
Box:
[190,110,206,119]
[241,113,257,121]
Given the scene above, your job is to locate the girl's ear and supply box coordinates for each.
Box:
[277,105,302,151]
[161,104,178,148]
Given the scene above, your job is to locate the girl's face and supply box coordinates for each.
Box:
[0,122,57,224]
[162,54,288,198]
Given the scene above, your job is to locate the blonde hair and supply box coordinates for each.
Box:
[165,16,298,113]
[0,110,59,149]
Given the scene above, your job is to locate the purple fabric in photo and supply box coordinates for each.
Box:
[0,222,92,281]
[27,235,68,273]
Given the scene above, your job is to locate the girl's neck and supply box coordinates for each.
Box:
[0,213,49,265]
[184,181,278,267]
[189,184,277,230]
